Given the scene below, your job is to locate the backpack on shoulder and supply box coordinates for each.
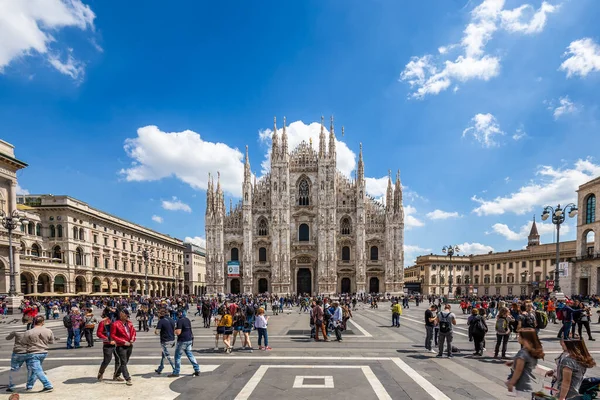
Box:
[63,315,72,329]
[535,310,548,329]
[473,316,487,335]
[439,312,451,334]
[495,317,509,335]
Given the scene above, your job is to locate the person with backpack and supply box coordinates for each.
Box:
[469,308,488,356]
[577,305,595,341]
[435,304,456,358]
[494,307,512,359]
[517,304,536,332]
[557,301,575,340]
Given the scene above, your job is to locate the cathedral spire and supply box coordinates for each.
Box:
[386,169,393,211]
[394,169,402,213]
[329,115,336,160]
[244,145,251,182]
[271,116,279,161]
[319,115,326,158]
[357,142,364,183]
[216,171,224,214]
[281,116,288,157]
[206,172,213,216]
[527,215,540,247]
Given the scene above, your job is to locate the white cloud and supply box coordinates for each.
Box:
[491,220,568,241]
[560,38,600,78]
[404,244,432,266]
[460,242,494,255]
[0,0,95,79]
[551,96,579,119]
[185,236,206,248]
[258,120,356,178]
[162,196,192,213]
[151,215,163,224]
[16,183,29,195]
[405,205,425,229]
[400,0,558,98]
[512,128,526,141]
[120,125,244,196]
[472,158,600,216]
[426,209,461,220]
[365,176,388,197]
[504,177,511,183]
[462,113,504,148]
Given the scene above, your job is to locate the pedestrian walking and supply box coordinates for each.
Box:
[313,300,328,342]
[136,305,149,332]
[435,304,456,358]
[469,308,488,356]
[83,308,97,347]
[255,307,271,350]
[6,321,29,393]
[218,308,233,353]
[391,300,402,328]
[23,316,55,393]
[424,304,436,353]
[154,310,176,375]
[171,311,201,377]
[231,308,246,349]
[66,307,83,349]
[331,302,344,342]
[111,309,136,386]
[96,307,121,382]
[505,328,544,397]
[494,307,511,359]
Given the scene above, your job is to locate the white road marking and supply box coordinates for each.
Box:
[391,357,451,400]
[349,319,373,337]
[361,366,392,400]
[293,375,334,388]
[235,365,269,400]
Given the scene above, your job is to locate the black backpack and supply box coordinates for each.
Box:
[472,316,488,335]
[438,312,451,334]
[63,315,72,329]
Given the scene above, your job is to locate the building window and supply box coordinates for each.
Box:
[299,224,309,241]
[342,246,350,261]
[456,275,462,284]
[298,178,310,206]
[31,244,40,257]
[431,276,436,285]
[484,264,490,271]
[534,272,541,282]
[73,227,79,240]
[509,262,513,269]
[370,246,379,261]
[475,265,479,271]
[114,240,117,248]
[522,261,526,268]
[495,275,502,284]
[257,218,268,236]
[340,217,351,235]
[484,275,491,284]
[28,222,34,235]
[508,286,513,295]
[231,247,239,261]
[50,225,56,238]
[465,276,471,284]
[496,263,501,270]
[536,260,541,267]
[114,260,118,270]
[474,276,479,284]
[93,234,98,244]
[258,247,267,262]
[586,194,596,224]
[76,247,83,266]
[94,257,99,268]
[52,246,61,261]
[79,228,84,241]
[104,258,109,269]
[464,265,470,271]
[36,223,41,236]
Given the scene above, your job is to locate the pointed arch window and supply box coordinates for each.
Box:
[341,217,351,235]
[298,178,310,206]
[258,219,268,236]
[586,194,596,224]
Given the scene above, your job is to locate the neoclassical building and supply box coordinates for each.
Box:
[16,194,185,297]
[205,117,405,295]
[572,176,599,295]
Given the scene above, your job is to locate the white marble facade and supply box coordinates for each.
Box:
[205,118,405,295]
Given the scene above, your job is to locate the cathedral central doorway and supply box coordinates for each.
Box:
[258,278,268,293]
[341,277,351,294]
[369,277,379,294]
[231,279,241,294]
[297,268,311,294]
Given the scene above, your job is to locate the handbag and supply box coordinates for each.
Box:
[316,319,323,327]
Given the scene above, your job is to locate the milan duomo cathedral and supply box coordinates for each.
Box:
[205,117,405,295]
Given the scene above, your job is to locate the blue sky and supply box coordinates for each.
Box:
[2,0,600,265]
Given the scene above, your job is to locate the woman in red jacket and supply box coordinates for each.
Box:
[96,307,122,382]
[110,309,136,386]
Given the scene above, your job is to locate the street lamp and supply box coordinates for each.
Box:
[541,203,577,295]
[1,210,29,299]
[139,246,153,297]
[442,245,460,298]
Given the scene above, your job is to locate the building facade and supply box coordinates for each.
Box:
[205,117,405,295]
[571,177,600,296]
[183,243,206,296]
[15,194,185,297]
[416,219,577,297]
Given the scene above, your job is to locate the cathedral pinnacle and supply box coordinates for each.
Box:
[281,116,288,156]
[244,145,251,181]
[272,116,279,159]
[319,115,326,157]
[329,115,336,160]
[357,142,364,183]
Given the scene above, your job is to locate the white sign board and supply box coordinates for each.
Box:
[227,261,240,277]
[559,262,569,277]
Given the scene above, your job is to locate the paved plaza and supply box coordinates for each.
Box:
[2,303,600,399]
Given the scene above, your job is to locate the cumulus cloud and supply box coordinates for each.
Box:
[462,113,504,148]
[491,220,568,241]
[472,158,600,216]
[0,0,96,79]
[185,236,206,248]
[512,128,526,141]
[560,38,600,78]
[162,196,192,213]
[120,125,244,197]
[16,183,29,195]
[400,0,558,98]
[151,215,163,223]
[405,244,432,266]
[405,205,425,229]
[426,209,461,220]
[258,119,356,178]
[460,242,494,255]
[551,96,579,119]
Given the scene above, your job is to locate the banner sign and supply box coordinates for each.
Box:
[559,262,569,277]
[227,261,240,277]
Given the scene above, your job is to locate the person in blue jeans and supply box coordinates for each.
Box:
[170,312,200,377]
[154,310,176,374]
[23,316,55,393]
[6,327,30,393]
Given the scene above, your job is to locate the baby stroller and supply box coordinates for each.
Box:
[579,377,600,400]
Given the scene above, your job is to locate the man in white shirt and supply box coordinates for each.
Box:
[331,302,344,342]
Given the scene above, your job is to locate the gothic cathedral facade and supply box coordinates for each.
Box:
[205,117,404,295]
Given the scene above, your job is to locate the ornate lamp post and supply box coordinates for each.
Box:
[442,245,460,298]
[139,246,153,297]
[541,203,577,295]
[1,210,28,298]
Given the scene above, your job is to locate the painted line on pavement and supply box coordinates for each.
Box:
[391,357,451,400]
[361,366,393,400]
[349,319,373,337]
[235,365,268,400]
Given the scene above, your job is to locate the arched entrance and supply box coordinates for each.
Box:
[54,275,66,293]
[231,279,241,294]
[369,277,379,294]
[341,277,351,294]
[92,277,102,293]
[258,278,268,293]
[37,273,51,293]
[20,272,34,295]
[297,268,311,294]
[75,276,87,293]
[455,287,462,296]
